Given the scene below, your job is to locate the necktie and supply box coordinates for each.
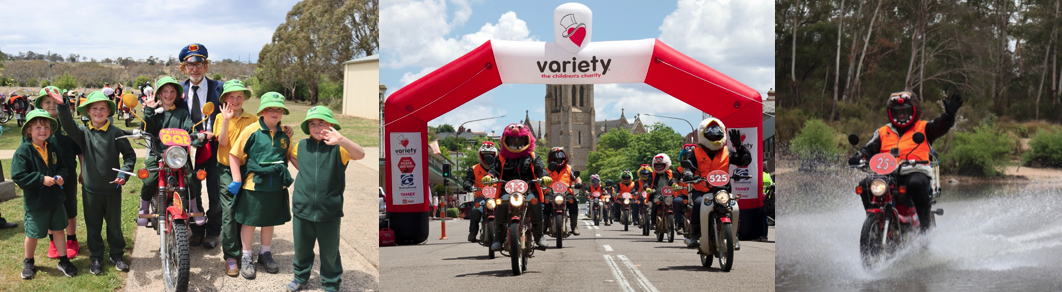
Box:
[191,85,202,130]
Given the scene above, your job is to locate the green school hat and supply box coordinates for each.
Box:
[154,76,185,102]
[35,86,61,108]
[257,92,289,115]
[22,109,58,136]
[220,80,252,100]
[300,106,342,135]
[77,91,116,117]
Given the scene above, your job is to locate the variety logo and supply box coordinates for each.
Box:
[559,14,586,47]
[399,135,409,147]
[553,3,592,54]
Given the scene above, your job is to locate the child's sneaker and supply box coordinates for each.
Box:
[240,256,256,279]
[258,251,279,274]
[285,280,303,291]
[137,200,150,226]
[89,259,102,275]
[110,256,129,272]
[47,241,59,259]
[21,259,35,279]
[66,240,80,259]
[57,260,77,277]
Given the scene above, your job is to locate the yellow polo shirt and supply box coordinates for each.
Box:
[214,111,257,166]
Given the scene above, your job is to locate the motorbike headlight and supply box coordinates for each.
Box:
[624,198,630,205]
[486,199,496,210]
[164,147,188,169]
[870,179,887,196]
[714,191,730,205]
[510,193,524,207]
[554,195,564,205]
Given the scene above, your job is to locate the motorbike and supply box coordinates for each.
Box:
[0,95,11,124]
[590,190,602,226]
[601,192,613,226]
[116,95,213,292]
[619,192,633,231]
[473,185,500,259]
[544,181,575,249]
[847,133,943,269]
[681,162,749,272]
[654,186,676,243]
[483,177,545,276]
[9,95,28,126]
[639,190,650,236]
[118,100,136,127]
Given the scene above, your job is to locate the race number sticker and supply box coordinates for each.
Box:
[870,153,899,175]
[621,192,632,199]
[707,170,730,187]
[661,187,673,197]
[592,191,601,198]
[505,180,529,194]
[551,181,569,194]
[160,128,191,147]
[482,186,498,199]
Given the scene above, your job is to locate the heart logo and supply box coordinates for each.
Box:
[741,134,746,142]
[568,26,586,47]
[399,136,409,147]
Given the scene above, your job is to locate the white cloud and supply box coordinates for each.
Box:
[429,94,508,135]
[400,67,439,85]
[594,83,699,116]
[657,0,774,99]
[381,0,537,69]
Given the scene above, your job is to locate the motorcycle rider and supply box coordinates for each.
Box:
[544,147,582,236]
[462,141,498,242]
[848,91,962,232]
[483,123,553,251]
[674,144,696,230]
[586,174,606,225]
[605,179,620,222]
[646,154,679,227]
[680,117,752,248]
[616,171,637,224]
[634,165,653,226]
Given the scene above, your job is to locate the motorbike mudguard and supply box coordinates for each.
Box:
[167,206,188,220]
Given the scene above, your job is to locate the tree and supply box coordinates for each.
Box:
[211,73,225,81]
[40,79,50,87]
[437,124,455,133]
[53,73,77,91]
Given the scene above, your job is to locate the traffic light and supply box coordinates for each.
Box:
[442,163,451,178]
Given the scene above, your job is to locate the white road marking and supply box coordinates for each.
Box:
[617,255,660,292]
[596,234,601,237]
[603,255,635,292]
[603,245,613,252]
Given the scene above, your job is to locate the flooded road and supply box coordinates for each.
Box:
[775,170,1062,291]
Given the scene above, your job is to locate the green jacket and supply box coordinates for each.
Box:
[57,100,136,196]
[11,138,68,211]
[48,120,82,179]
[292,139,348,222]
[241,118,292,192]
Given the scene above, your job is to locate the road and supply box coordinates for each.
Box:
[381,206,775,291]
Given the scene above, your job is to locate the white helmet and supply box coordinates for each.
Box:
[651,153,671,173]
[102,87,115,97]
[478,141,498,167]
[697,117,727,151]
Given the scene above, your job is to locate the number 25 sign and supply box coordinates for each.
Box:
[160,128,192,147]
[870,153,898,175]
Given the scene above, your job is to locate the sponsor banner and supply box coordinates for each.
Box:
[391,132,424,205]
[554,3,592,54]
[492,39,655,84]
[729,127,758,200]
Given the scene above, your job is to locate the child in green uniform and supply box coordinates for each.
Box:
[213,80,258,277]
[35,86,83,260]
[13,109,78,279]
[228,92,294,279]
[284,106,365,292]
[137,77,210,226]
[45,88,137,275]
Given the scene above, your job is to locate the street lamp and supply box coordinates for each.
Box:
[458,115,506,132]
[641,113,696,134]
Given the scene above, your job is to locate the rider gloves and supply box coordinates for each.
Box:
[728,129,742,149]
[944,92,963,116]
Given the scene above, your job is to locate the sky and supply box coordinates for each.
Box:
[381,0,774,136]
[0,0,303,62]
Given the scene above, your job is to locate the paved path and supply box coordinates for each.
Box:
[382,213,775,291]
[123,155,379,291]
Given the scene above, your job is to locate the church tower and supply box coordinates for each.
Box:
[544,84,595,172]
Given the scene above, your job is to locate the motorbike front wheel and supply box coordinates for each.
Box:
[623,210,629,231]
[641,212,649,236]
[593,207,600,226]
[555,214,564,249]
[165,219,190,292]
[718,222,734,272]
[486,219,495,259]
[667,214,675,243]
[510,222,523,275]
[859,213,885,269]
[0,110,10,123]
[656,214,665,242]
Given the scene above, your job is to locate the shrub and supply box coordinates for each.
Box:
[53,73,77,91]
[1023,127,1062,167]
[940,118,1014,177]
[446,208,459,218]
[790,118,843,171]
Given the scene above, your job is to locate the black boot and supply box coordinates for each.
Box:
[686,223,700,247]
[571,218,580,236]
[491,223,505,251]
[468,208,482,242]
[533,223,548,250]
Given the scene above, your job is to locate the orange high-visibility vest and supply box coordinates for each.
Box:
[472,164,490,198]
[877,121,930,161]
[692,146,730,192]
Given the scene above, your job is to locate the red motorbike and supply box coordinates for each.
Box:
[8,94,29,126]
[483,178,545,276]
[847,132,943,269]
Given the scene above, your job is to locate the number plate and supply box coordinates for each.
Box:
[661,187,673,196]
[870,153,899,175]
[621,192,632,199]
[159,128,191,147]
[504,180,529,194]
[592,191,601,198]
[550,181,569,194]
[482,186,498,199]
[707,170,730,187]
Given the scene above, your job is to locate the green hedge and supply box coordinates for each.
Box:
[1023,127,1062,167]
[446,207,459,218]
[790,118,843,170]
[940,117,1014,177]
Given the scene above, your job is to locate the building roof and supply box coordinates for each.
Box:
[343,54,379,65]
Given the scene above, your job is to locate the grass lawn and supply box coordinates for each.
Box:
[0,158,144,291]
[0,113,146,151]
[241,97,379,147]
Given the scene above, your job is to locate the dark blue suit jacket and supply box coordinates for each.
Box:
[181,77,223,164]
